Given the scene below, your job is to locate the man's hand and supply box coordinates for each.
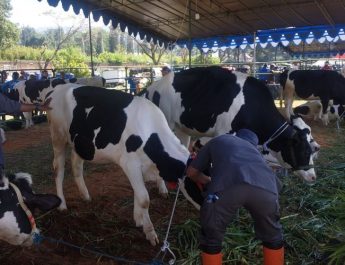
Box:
[186,166,211,184]
[39,97,52,111]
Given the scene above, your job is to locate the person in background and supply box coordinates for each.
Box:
[29,74,37,80]
[60,71,65,80]
[1,72,20,95]
[41,69,49,80]
[321,61,332,70]
[127,75,138,95]
[258,63,269,83]
[186,129,284,265]
[0,70,8,87]
[161,66,171,76]
[19,70,27,80]
[0,94,51,177]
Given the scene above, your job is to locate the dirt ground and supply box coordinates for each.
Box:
[0,118,339,265]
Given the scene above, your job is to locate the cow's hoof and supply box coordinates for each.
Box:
[146,231,159,246]
[58,203,67,211]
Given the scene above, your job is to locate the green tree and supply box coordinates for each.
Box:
[53,47,89,77]
[20,26,45,47]
[0,0,19,48]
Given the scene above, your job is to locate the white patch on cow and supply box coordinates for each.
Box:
[85,107,94,117]
[14,172,33,186]
[0,177,9,190]
[0,128,6,144]
[0,212,32,246]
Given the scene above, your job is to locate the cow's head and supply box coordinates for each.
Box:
[329,104,345,121]
[0,173,61,246]
[269,126,316,182]
[290,115,320,157]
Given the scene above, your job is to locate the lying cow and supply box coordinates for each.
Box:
[280,69,345,125]
[293,100,345,122]
[13,79,190,246]
[11,76,105,128]
[0,172,61,246]
[293,100,323,121]
[146,66,316,182]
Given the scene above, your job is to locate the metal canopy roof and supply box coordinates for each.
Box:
[39,0,345,47]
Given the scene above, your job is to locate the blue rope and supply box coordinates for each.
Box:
[34,234,166,265]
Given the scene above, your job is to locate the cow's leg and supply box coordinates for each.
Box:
[23,112,33,128]
[71,150,90,201]
[52,141,68,210]
[320,99,330,125]
[174,128,191,148]
[156,177,168,198]
[121,159,158,246]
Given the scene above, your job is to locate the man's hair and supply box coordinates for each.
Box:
[12,72,19,79]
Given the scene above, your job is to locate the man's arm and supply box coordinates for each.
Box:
[186,166,211,184]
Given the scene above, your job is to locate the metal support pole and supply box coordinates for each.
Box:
[89,15,95,77]
[188,0,192,68]
[252,32,256,77]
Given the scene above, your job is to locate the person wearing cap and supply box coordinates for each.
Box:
[186,129,284,265]
[161,66,171,76]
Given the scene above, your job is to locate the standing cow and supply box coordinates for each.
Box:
[280,69,345,125]
[13,79,190,246]
[0,172,60,246]
[146,66,316,182]
[11,76,105,128]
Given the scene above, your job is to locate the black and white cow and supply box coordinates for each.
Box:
[11,76,105,128]
[0,172,60,246]
[13,79,190,246]
[280,69,345,125]
[146,66,316,182]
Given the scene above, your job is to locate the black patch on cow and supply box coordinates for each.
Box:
[143,133,185,182]
[184,177,204,206]
[294,105,310,115]
[152,91,160,106]
[51,78,66,88]
[330,106,335,114]
[172,66,241,132]
[45,90,54,99]
[69,77,77,83]
[23,79,51,103]
[279,69,288,87]
[69,86,134,160]
[126,134,143,152]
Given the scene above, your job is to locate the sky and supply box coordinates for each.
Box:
[9,0,108,30]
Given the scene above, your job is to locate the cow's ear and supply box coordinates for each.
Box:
[24,194,61,212]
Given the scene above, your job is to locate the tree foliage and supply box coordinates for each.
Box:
[0,0,19,49]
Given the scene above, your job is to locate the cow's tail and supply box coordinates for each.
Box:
[102,77,106,87]
[279,69,289,89]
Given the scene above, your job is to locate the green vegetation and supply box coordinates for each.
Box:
[172,129,345,264]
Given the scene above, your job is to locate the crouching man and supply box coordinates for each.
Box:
[186,129,284,265]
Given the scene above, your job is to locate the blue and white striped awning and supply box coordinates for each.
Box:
[176,25,345,53]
